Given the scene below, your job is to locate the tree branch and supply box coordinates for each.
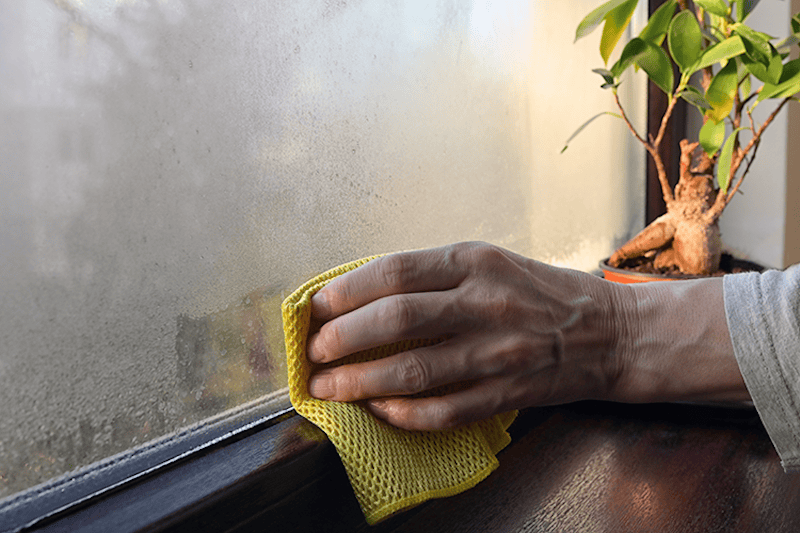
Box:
[727,139,760,200]
[653,93,679,151]
[614,91,674,205]
[706,97,793,221]
[614,91,648,146]
[726,97,792,203]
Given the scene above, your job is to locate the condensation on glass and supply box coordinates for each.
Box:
[0,0,645,498]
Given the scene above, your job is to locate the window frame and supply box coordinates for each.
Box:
[644,0,686,225]
[1,398,570,533]
[0,394,294,532]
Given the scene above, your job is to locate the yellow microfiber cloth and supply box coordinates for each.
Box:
[282,255,517,525]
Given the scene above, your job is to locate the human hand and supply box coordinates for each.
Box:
[306,242,627,430]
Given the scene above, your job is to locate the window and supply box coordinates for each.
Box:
[0,0,647,527]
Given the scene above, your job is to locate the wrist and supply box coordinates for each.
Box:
[601,279,638,402]
[566,271,635,404]
[608,278,748,404]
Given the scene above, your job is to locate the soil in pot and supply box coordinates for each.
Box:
[601,253,765,284]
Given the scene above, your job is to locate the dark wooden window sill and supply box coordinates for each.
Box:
[6,397,800,533]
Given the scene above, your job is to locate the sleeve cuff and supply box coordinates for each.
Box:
[724,268,800,471]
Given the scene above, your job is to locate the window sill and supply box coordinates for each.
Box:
[5,397,792,533]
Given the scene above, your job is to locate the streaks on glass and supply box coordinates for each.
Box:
[0,0,642,499]
[176,287,287,417]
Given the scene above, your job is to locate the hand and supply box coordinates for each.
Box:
[306,242,627,430]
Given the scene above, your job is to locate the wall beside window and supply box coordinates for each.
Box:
[0,0,644,500]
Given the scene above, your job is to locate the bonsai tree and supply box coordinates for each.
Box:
[567,0,800,275]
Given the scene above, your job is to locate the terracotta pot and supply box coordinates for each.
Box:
[599,254,765,284]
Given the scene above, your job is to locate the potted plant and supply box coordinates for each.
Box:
[565,0,800,282]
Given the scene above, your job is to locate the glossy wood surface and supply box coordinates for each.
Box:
[385,402,800,533]
[30,400,798,532]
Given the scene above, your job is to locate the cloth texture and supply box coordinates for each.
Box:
[724,264,800,471]
[283,256,517,524]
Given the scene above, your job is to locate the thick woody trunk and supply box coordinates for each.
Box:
[609,140,722,276]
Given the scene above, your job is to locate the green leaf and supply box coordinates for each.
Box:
[694,36,746,72]
[733,23,772,67]
[575,0,638,41]
[792,12,800,36]
[592,68,618,88]
[639,0,677,45]
[736,55,749,82]
[699,119,726,155]
[742,43,782,85]
[680,86,713,111]
[705,60,739,122]
[741,73,752,99]
[717,127,747,194]
[776,35,799,58]
[611,38,673,93]
[638,42,674,94]
[735,0,760,23]
[562,111,623,153]
[780,58,800,83]
[600,0,640,65]
[707,12,728,36]
[669,10,704,73]
[701,28,722,45]
[611,38,646,78]
[592,68,616,82]
[694,0,730,17]
[758,58,800,102]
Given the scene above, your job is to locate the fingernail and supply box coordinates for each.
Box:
[311,291,331,318]
[309,372,335,400]
[306,333,325,363]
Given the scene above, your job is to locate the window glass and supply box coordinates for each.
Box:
[0,0,644,498]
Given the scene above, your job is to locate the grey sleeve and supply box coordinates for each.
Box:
[724,265,800,471]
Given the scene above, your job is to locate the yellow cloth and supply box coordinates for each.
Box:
[282,256,517,524]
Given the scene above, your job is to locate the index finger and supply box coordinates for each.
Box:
[311,243,472,321]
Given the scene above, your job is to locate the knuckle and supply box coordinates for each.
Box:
[319,320,344,359]
[395,352,431,394]
[486,290,517,322]
[430,399,461,429]
[332,370,365,400]
[322,277,353,312]
[377,253,414,291]
[494,341,530,374]
[446,241,488,266]
[472,241,503,263]
[382,399,416,430]
[444,241,473,263]
[385,398,461,431]
[380,296,419,336]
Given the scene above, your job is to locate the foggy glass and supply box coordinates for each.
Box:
[0,0,644,498]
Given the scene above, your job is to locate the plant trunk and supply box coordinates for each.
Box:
[609,141,723,276]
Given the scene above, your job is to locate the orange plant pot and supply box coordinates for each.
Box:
[599,255,765,284]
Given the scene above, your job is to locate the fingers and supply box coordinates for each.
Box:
[311,244,471,321]
[365,379,508,431]
[307,290,463,364]
[308,339,476,401]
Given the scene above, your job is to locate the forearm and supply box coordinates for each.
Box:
[612,278,750,403]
